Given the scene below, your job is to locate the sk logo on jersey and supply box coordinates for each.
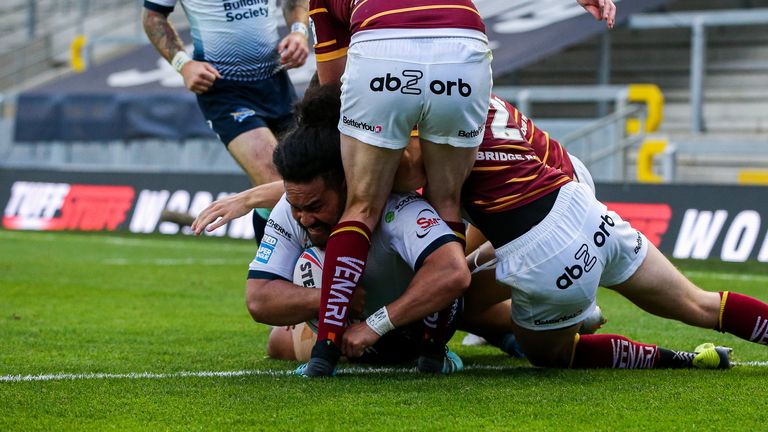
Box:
[416,208,441,239]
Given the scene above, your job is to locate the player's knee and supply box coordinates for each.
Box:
[266,327,297,361]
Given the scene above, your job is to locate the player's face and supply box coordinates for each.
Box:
[285,177,344,247]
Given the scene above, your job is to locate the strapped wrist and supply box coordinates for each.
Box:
[171,51,191,73]
[291,22,308,38]
[366,306,395,336]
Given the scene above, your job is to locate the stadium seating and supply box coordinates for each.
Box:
[502,0,768,183]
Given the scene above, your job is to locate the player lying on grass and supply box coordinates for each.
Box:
[194,86,740,370]
[245,84,510,374]
[396,93,768,370]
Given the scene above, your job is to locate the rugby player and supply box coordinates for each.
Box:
[436,94,768,369]
[196,88,733,371]
[248,84,474,374]
[305,0,618,377]
[143,0,309,241]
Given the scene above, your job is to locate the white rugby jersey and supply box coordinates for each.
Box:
[248,192,458,317]
[145,0,281,80]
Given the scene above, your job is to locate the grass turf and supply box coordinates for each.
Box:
[1,229,767,431]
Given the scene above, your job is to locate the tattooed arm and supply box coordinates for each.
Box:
[142,8,184,62]
[277,0,309,69]
[142,7,220,94]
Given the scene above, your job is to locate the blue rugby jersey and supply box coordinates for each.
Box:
[145,0,282,81]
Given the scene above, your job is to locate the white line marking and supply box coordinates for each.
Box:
[734,361,768,367]
[2,362,766,382]
[684,271,768,283]
[0,230,253,253]
[101,258,236,266]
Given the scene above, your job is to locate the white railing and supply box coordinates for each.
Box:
[629,8,768,133]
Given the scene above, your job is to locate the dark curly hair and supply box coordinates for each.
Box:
[273,84,344,190]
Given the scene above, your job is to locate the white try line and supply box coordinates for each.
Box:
[2,362,767,383]
[1,365,517,383]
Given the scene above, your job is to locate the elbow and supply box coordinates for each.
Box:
[449,265,471,298]
[245,285,269,323]
[439,265,471,305]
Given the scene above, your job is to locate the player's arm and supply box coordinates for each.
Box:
[278,0,310,69]
[309,0,348,85]
[191,180,285,235]
[341,196,470,356]
[246,277,321,325]
[342,240,468,357]
[142,1,220,94]
[384,242,468,328]
[316,57,347,85]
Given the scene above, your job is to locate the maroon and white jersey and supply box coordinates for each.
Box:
[309,0,485,63]
[462,95,572,214]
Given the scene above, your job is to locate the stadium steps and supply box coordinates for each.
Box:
[0,0,148,91]
[502,1,768,183]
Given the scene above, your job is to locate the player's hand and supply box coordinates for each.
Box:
[180,60,221,94]
[277,32,309,70]
[191,191,252,236]
[576,0,616,29]
[341,322,380,358]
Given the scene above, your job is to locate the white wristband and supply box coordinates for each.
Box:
[291,22,309,38]
[366,306,395,337]
[171,51,192,73]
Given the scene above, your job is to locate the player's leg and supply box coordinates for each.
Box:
[417,140,478,369]
[460,268,525,357]
[610,242,768,346]
[419,140,477,225]
[227,128,280,243]
[609,243,720,327]
[196,77,292,241]
[304,43,420,376]
[311,136,402,340]
[412,39,492,372]
[511,321,728,369]
[227,127,281,187]
[267,326,298,361]
[462,267,511,333]
[497,183,729,369]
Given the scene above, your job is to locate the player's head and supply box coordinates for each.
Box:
[273,84,345,247]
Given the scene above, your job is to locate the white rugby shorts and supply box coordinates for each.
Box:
[568,153,596,195]
[495,182,649,331]
[339,37,492,149]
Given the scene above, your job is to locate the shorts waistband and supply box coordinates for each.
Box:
[495,182,584,261]
[351,28,488,45]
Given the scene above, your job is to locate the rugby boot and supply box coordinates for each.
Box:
[692,343,733,369]
[295,339,340,377]
[499,333,526,358]
[417,346,464,375]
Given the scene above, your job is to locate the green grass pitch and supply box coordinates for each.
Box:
[2,229,768,431]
